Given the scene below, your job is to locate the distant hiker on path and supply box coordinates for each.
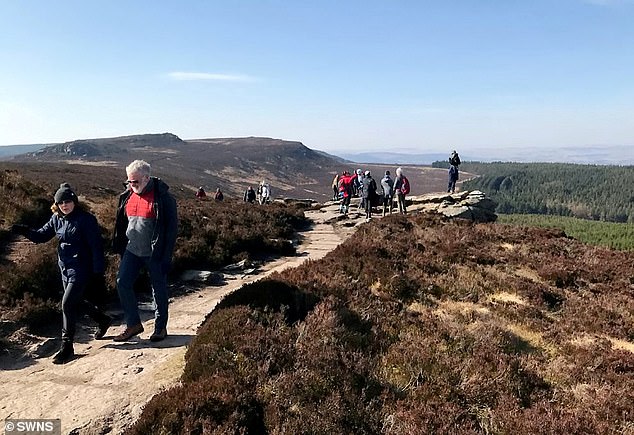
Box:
[449,150,461,167]
[448,164,459,193]
[380,170,394,216]
[244,186,256,203]
[195,186,206,199]
[112,160,178,343]
[11,183,112,364]
[259,181,271,205]
[214,188,224,201]
[331,173,340,201]
[362,170,377,222]
[393,167,410,215]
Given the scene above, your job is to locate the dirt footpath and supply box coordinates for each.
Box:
[0,206,363,434]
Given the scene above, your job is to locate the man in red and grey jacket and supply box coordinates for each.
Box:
[112,159,178,342]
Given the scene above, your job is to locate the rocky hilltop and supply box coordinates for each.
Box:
[12,133,466,200]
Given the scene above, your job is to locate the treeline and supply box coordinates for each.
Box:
[498,214,634,251]
[431,161,634,223]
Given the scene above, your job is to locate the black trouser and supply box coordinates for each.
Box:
[61,276,109,343]
[364,197,372,218]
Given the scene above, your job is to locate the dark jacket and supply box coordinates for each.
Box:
[26,207,104,281]
[362,175,377,200]
[113,177,178,265]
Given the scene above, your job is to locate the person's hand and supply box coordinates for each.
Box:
[11,224,30,236]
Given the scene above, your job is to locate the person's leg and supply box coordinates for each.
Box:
[365,197,372,219]
[61,279,84,343]
[116,250,144,328]
[146,258,169,335]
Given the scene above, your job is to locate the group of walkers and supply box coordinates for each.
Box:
[334,167,410,221]
[333,150,461,221]
[195,186,224,201]
[244,181,271,205]
[12,160,178,365]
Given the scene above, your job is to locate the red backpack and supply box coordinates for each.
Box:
[400,176,410,195]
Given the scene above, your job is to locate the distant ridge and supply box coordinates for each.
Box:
[9,133,447,200]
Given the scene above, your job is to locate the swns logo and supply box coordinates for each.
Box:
[4,419,60,435]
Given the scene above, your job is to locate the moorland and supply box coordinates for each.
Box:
[0,134,633,434]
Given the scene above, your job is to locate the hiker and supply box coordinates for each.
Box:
[449,150,461,167]
[380,170,394,216]
[214,188,224,201]
[195,186,206,199]
[243,186,256,203]
[393,167,410,214]
[353,168,363,197]
[331,173,340,201]
[11,183,112,364]
[338,170,355,214]
[259,181,271,205]
[356,169,366,210]
[448,164,459,193]
[362,170,378,222]
[112,160,178,342]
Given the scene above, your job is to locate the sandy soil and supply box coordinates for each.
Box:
[0,205,368,434]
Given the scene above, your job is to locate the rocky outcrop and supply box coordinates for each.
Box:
[408,190,497,222]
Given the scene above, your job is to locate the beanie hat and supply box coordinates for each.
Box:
[385,170,390,175]
[54,183,78,204]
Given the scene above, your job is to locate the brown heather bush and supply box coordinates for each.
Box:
[172,199,307,274]
[129,212,634,434]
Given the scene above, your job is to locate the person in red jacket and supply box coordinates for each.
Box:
[338,170,358,214]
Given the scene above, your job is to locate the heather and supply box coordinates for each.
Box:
[130,213,634,434]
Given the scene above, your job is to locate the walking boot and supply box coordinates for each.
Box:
[95,315,112,340]
[113,324,144,342]
[52,341,74,364]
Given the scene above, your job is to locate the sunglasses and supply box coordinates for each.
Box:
[56,199,74,205]
[126,179,141,185]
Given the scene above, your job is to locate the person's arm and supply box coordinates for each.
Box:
[161,193,178,268]
[15,215,57,244]
[84,213,105,274]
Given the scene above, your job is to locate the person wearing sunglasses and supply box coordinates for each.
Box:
[111,159,177,342]
[11,183,111,364]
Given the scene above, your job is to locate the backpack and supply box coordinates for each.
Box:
[449,153,461,167]
[400,176,410,195]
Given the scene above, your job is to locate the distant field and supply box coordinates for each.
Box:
[498,213,634,250]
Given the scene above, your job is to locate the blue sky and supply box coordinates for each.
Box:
[1,0,633,155]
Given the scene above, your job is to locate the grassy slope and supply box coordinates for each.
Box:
[130,214,634,434]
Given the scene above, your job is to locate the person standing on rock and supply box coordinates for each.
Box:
[11,183,112,364]
[112,160,178,342]
[393,167,410,215]
[380,170,394,216]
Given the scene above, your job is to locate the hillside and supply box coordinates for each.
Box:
[11,133,461,200]
[130,212,634,434]
[438,162,634,223]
